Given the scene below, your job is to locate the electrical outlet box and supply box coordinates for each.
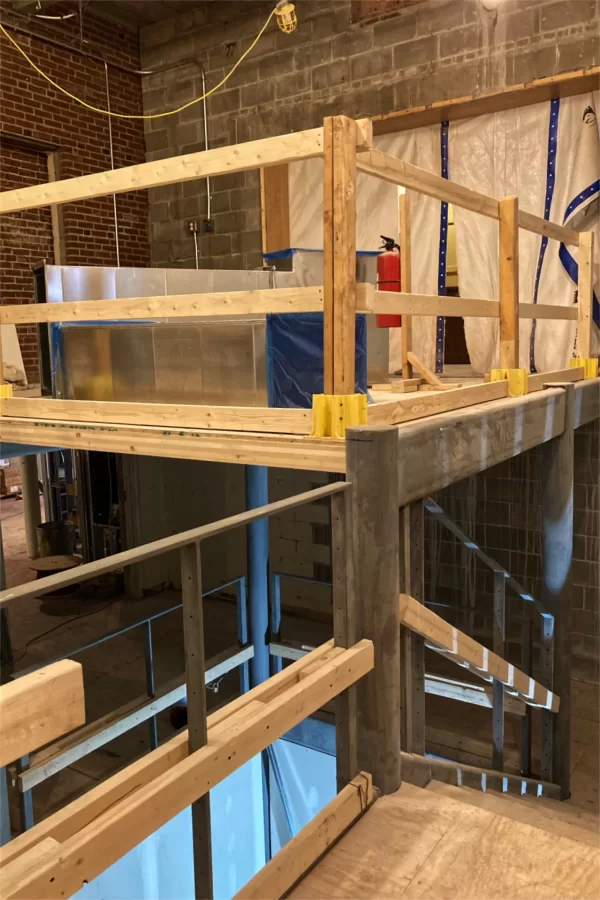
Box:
[187,219,199,234]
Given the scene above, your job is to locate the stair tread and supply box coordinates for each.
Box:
[427,780,599,846]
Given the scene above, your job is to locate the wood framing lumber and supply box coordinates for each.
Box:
[0,641,337,866]
[367,381,508,426]
[323,115,357,394]
[527,367,585,393]
[499,196,519,369]
[574,377,600,427]
[365,291,500,318]
[406,351,441,386]
[0,660,85,767]
[0,129,326,215]
[518,303,578,320]
[1,398,312,436]
[396,388,568,506]
[577,232,594,357]
[233,773,374,900]
[0,286,324,326]
[21,646,253,791]
[425,674,526,716]
[260,164,290,254]
[399,192,412,379]
[372,67,600,135]
[0,839,61,900]
[517,210,579,247]
[357,149,500,219]
[400,593,559,711]
[400,751,562,800]
[1,641,374,900]
[0,417,347,474]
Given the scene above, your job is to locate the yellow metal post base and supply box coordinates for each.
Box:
[490,368,528,397]
[0,384,13,398]
[311,393,367,438]
[570,357,599,379]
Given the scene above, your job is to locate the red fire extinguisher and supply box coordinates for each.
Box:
[376,235,402,328]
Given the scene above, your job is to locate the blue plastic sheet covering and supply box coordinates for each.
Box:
[266,313,367,409]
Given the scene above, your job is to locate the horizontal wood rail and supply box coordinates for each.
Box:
[0,286,324,325]
[0,660,85,767]
[358,288,579,321]
[1,398,312,436]
[368,381,508,426]
[357,149,579,246]
[20,646,252,792]
[400,593,559,712]
[0,639,374,900]
[0,120,371,216]
[0,417,348,472]
[0,129,324,215]
[372,67,600,135]
[234,772,374,900]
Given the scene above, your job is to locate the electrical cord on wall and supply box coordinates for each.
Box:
[0,3,285,121]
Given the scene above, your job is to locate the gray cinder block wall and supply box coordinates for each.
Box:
[138,0,599,677]
[427,419,600,684]
[139,0,599,270]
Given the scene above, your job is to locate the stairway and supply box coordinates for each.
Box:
[291,780,599,899]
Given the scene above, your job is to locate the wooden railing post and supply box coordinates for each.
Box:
[181,541,213,900]
[331,487,358,792]
[346,425,401,794]
[540,382,575,800]
[577,231,594,359]
[399,192,413,380]
[499,195,519,369]
[400,501,425,755]
[323,115,357,395]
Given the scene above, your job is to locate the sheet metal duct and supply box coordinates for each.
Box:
[47,253,388,406]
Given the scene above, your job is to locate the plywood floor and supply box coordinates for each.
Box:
[290,783,600,900]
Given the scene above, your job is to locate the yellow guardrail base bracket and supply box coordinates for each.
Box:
[0,384,14,398]
[570,357,598,379]
[490,368,528,397]
[311,393,367,438]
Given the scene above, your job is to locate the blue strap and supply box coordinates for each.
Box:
[529,98,560,373]
[436,121,450,374]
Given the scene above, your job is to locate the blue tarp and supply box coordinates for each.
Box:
[266,313,367,409]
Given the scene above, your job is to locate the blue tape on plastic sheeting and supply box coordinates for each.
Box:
[266,313,367,409]
[529,98,560,373]
[436,121,450,375]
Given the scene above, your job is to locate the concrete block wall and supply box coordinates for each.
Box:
[140,0,599,270]
[427,419,600,684]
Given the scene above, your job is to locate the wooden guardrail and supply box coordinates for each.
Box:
[0,660,85,767]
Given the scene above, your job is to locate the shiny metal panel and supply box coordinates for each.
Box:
[111,327,156,402]
[47,253,388,407]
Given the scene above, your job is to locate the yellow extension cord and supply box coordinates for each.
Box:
[0,6,276,120]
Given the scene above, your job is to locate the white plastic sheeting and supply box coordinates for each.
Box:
[288,127,442,373]
[449,104,547,373]
[534,92,600,371]
[449,94,599,374]
[74,755,266,900]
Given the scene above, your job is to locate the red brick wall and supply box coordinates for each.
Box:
[0,13,149,382]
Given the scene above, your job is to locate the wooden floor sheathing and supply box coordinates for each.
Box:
[290,782,600,899]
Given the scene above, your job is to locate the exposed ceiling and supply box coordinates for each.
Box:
[8,1,210,29]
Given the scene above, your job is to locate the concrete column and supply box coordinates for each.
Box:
[346,425,401,794]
